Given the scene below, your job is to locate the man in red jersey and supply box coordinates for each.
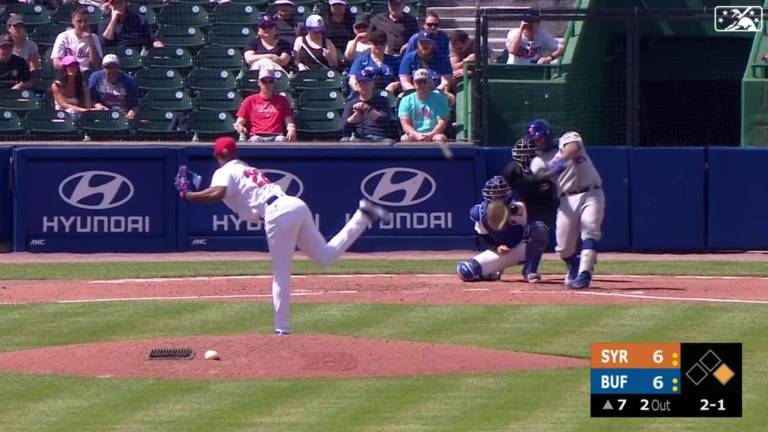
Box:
[234,69,297,142]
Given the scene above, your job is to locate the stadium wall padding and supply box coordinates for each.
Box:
[5,146,766,252]
[0,147,10,243]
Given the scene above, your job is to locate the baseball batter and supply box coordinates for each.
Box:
[502,137,559,282]
[456,176,548,282]
[528,119,605,289]
[176,136,391,335]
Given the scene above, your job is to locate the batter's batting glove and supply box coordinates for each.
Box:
[546,158,567,176]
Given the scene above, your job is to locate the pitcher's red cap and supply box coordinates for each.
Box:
[213,136,237,157]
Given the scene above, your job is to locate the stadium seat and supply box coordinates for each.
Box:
[157,25,206,51]
[297,88,345,111]
[238,69,290,95]
[127,4,157,26]
[23,109,80,138]
[187,68,237,91]
[52,3,103,28]
[134,68,186,92]
[134,109,189,140]
[141,89,193,112]
[157,4,210,28]
[193,46,244,72]
[133,0,166,12]
[2,3,52,27]
[144,47,194,71]
[293,69,344,91]
[103,46,143,72]
[31,23,68,50]
[193,89,243,112]
[228,0,269,6]
[31,68,57,95]
[211,3,260,26]
[0,110,26,138]
[278,91,297,110]
[0,90,41,113]
[295,109,343,139]
[187,110,236,139]
[77,110,131,140]
[207,25,255,48]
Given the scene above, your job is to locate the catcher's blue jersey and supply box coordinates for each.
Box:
[470,201,525,247]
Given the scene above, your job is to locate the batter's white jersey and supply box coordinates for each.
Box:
[210,160,285,221]
[555,131,602,193]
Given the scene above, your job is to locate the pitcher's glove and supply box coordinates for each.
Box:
[174,165,202,199]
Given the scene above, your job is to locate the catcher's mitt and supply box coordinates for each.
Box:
[486,200,511,231]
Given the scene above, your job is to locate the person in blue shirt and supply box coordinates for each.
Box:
[348,30,401,94]
[341,66,395,143]
[88,54,139,119]
[403,11,449,59]
[456,176,549,282]
[399,30,454,105]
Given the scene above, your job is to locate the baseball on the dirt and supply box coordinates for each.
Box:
[204,350,220,360]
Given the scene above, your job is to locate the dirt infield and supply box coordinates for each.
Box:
[0,334,586,380]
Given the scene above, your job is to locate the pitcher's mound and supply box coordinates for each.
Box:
[0,334,587,380]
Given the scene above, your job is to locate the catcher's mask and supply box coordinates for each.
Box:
[482,175,513,202]
[512,137,537,173]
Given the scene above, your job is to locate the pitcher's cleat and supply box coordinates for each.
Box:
[359,199,392,223]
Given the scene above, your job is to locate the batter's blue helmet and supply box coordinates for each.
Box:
[527,119,552,142]
[482,176,513,202]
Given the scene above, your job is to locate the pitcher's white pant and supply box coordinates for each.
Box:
[263,196,371,333]
[472,242,527,276]
[555,189,605,272]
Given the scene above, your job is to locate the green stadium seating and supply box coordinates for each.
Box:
[295,109,343,139]
[141,89,193,112]
[237,69,290,95]
[207,24,255,48]
[2,3,52,27]
[212,3,260,26]
[193,46,244,72]
[0,90,41,113]
[127,4,157,27]
[157,25,206,51]
[0,110,26,138]
[24,109,80,138]
[52,3,103,28]
[104,46,143,72]
[133,0,166,12]
[187,68,237,91]
[297,88,345,111]
[194,89,243,112]
[134,109,188,140]
[31,68,57,95]
[77,110,131,140]
[157,4,210,28]
[278,91,297,110]
[228,0,269,6]
[144,47,194,71]
[187,110,236,139]
[377,89,397,110]
[293,69,344,91]
[134,68,187,92]
[31,23,67,49]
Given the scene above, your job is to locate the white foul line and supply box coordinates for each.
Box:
[574,291,768,305]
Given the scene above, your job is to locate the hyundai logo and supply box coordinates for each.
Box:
[58,171,134,210]
[361,168,436,207]
[261,169,304,197]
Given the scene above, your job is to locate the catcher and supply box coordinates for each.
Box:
[457,176,548,282]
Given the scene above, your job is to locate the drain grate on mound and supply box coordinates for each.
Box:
[148,347,195,360]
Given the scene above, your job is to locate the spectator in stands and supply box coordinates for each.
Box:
[348,30,400,94]
[341,66,395,143]
[399,31,454,104]
[244,15,293,72]
[405,11,449,60]
[0,34,31,90]
[7,15,40,71]
[100,0,163,49]
[325,0,355,57]
[505,10,564,65]
[51,55,91,115]
[450,30,476,80]
[273,0,302,47]
[234,69,296,142]
[398,68,448,142]
[52,7,103,71]
[88,54,139,119]
[370,0,418,56]
[344,14,372,63]
[294,15,339,71]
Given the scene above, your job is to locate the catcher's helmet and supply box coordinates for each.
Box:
[512,137,537,173]
[482,176,513,202]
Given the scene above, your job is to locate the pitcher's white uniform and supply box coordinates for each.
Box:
[211,160,375,334]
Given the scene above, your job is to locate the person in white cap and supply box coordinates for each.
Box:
[51,6,103,71]
[293,14,339,71]
[234,68,297,142]
[88,53,139,119]
[397,68,449,142]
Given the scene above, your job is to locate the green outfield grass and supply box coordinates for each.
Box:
[0,259,765,431]
[1,259,767,280]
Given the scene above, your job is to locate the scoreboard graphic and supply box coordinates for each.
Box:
[590,343,741,417]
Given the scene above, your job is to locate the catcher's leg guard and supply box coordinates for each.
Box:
[524,222,549,274]
[457,259,483,282]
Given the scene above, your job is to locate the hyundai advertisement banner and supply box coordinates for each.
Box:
[13,148,177,252]
[0,147,10,243]
[181,147,483,251]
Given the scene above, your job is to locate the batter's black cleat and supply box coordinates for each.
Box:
[568,271,592,289]
[359,199,392,223]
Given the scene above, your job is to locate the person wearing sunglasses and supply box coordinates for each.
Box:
[348,30,400,94]
[245,15,293,72]
[398,68,449,143]
[234,69,296,142]
[399,31,454,104]
[293,15,339,71]
[6,15,39,71]
[404,11,449,60]
[344,14,372,63]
